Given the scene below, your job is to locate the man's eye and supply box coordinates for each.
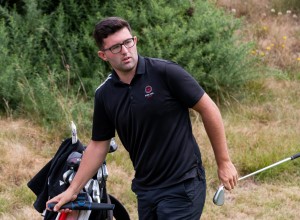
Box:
[111,45,121,50]
[124,39,132,45]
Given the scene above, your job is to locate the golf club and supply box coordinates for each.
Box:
[71,121,78,144]
[213,152,300,206]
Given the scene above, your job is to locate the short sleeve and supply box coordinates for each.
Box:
[91,88,115,141]
[164,63,205,108]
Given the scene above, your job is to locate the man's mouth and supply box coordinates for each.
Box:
[123,57,131,62]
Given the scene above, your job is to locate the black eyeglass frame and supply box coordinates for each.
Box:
[102,37,135,54]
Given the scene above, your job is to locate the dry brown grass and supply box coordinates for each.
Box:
[203,180,300,219]
[196,79,300,220]
[0,118,56,220]
[1,1,300,219]
[216,0,300,74]
[1,82,300,220]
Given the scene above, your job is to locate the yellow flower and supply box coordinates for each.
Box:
[260,52,265,56]
[282,44,285,48]
[266,47,271,51]
[283,36,287,40]
[297,57,300,61]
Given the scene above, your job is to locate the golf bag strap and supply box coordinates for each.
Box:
[109,194,130,220]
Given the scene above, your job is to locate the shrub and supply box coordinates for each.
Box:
[0,0,260,133]
[0,0,102,132]
[100,0,260,102]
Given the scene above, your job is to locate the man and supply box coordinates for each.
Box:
[47,17,238,219]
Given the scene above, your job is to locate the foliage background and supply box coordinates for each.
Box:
[0,0,259,136]
[0,0,300,219]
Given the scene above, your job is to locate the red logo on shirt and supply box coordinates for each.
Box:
[145,85,154,98]
[145,86,152,93]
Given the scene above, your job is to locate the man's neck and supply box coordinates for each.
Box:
[116,69,136,84]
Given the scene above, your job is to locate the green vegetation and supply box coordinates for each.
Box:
[0,0,300,219]
[0,0,259,134]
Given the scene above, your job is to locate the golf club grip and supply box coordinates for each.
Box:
[48,202,115,211]
[291,152,300,160]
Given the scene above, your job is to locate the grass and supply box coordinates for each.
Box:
[1,79,300,220]
[190,76,300,219]
[0,0,300,219]
[216,0,300,77]
[0,119,51,219]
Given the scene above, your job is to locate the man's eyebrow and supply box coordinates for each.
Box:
[112,38,133,45]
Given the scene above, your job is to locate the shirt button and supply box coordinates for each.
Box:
[130,96,133,100]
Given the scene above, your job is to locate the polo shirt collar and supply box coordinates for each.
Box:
[136,55,146,75]
[111,55,145,85]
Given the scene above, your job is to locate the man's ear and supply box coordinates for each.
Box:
[98,51,107,61]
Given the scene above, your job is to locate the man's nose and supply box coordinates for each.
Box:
[121,44,129,53]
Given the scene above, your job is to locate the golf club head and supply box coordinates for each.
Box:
[97,166,103,184]
[66,151,82,169]
[102,163,108,180]
[92,180,101,203]
[109,138,118,153]
[71,121,78,144]
[84,179,94,195]
[213,186,225,206]
[63,169,74,184]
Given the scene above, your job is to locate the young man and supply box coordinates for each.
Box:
[47,17,238,219]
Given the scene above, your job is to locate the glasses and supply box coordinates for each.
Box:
[103,37,135,54]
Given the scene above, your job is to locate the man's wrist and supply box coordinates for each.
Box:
[68,184,81,197]
[216,157,231,167]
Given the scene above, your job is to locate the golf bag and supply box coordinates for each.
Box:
[27,123,130,220]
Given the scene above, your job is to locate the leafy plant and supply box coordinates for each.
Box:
[0,0,260,134]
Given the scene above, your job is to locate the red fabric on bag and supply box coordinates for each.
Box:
[58,212,68,220]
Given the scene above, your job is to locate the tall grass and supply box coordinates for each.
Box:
[1,82,300,218]
[271,0,300,12]
[216,0,300,79]
[0,0,300,219]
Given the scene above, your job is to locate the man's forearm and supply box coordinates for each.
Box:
[192,93,231,165]
[201,109,231,166]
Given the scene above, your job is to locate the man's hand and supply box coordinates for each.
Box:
[217,160,238,190]
[46,189,77,212]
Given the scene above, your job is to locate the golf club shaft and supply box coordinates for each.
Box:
[213,152,300,206]
[238,158,290,181]
[238,153,300,181]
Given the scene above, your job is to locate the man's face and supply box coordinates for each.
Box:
[98,27,138,76]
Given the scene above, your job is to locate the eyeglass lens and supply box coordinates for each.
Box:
[110,38,134,54]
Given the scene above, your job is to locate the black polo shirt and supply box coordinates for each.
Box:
[92,55,205,191]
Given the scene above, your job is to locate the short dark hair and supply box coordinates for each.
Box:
[93,17,132,49]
